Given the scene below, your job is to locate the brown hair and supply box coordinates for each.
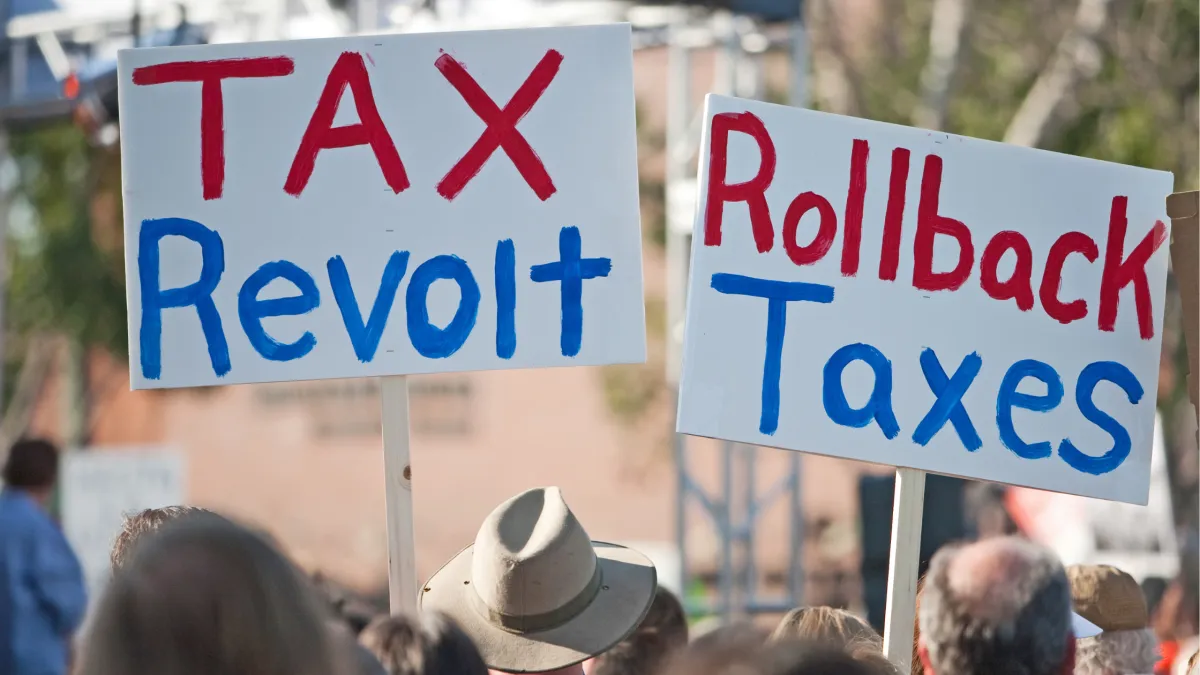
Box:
[79,512,351,675]
[1,438,59,490]
[674,639,893,675]
[660,622,770,675]
[358,612,486,675]
[770,606,882,654]
[110,505,210,571]
[855,650,902,675]
[590,587,689,675]
[912,575,926,675]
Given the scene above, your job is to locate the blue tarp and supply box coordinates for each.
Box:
[0,0,69,112]
[0,0,206,120]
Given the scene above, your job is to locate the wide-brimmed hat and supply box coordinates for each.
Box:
[419,487,657,673]
[1067,564,1148,633]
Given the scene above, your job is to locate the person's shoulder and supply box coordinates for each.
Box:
[0,493,41,546]
[0,490,35,522]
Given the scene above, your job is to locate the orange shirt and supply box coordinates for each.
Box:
[1156,639,1179,675]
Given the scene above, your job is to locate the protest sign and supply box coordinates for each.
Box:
[679,94,1171,506]
[677,94,1172,668]
[118,24,645,610]
[118,25,645,389]
[61,449,186,597]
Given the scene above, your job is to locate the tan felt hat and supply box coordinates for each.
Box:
[1067,564,1148,632]
[420,487,657,674]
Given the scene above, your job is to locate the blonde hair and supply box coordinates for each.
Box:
[109,505,210,571]
[770,606,882,654]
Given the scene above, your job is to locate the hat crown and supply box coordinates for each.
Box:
[1067,564,1148,632]
[471,487,598,619]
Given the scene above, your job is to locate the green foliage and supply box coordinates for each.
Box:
[828,0,1197,187]
[6,124,127,357]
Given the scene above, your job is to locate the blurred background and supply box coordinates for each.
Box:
[0,0,1194,630]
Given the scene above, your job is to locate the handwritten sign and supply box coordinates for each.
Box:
[678,95,1172,505]
[119,25,645,389]
[61,450,185,595]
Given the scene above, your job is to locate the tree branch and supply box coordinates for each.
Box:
[912,0,972,131]
[1003,0,1112,147]
[0,337,56,461]
[807,0,864,116]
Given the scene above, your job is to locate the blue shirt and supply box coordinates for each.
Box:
[0,489,87,675]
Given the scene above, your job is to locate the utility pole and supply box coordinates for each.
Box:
[671,6,811,621]
[0,128,9,416]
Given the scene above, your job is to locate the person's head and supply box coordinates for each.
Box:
[918,536,1075,675]
[110,505,210,571]
[587,586,689,675]
[762,642,897,675]
[911,575,926,675]
[358,611,487,675]
[853,651,902,675]
[770,606,882,654]
[79,512,352,675]
[2,438,60,504]
[314,571,383,637]
[658,622,771,675]
[419,487,657,674]
[663,637,890,675]
[1067,564,1158,675]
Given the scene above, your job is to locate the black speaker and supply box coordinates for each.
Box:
[858,473,972,631]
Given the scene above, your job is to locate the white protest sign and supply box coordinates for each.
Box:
[678,94,1172,506]
[118,24,645,389]
[61,449,186,595]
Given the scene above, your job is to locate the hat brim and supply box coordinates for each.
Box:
[420,541,656,673]
[1072,612,1103,639]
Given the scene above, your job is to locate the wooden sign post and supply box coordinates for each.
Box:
[381,375,418,612]
[676,94,1173,664]
[116,25,648,613]
[882,468,925,670]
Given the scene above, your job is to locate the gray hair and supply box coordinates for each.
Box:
[918,537,1072,675]
[1074,628,1159,675]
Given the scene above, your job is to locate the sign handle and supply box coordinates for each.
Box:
[381,375,418,613]
[882,467,927,673]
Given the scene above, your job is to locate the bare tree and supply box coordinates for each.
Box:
[912,0,972,130]
[1003,0,1112,147]
[807,0,865,116]
[0,338,56,461]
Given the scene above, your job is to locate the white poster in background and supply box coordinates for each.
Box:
[678,95,1172,505]
[61,450,186,594]
[118,24,645,389]
[1007,413,1179,581]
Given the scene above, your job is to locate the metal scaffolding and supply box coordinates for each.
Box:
[664,8,810,619]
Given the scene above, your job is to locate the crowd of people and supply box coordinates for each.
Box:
[2,438,1198,675]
